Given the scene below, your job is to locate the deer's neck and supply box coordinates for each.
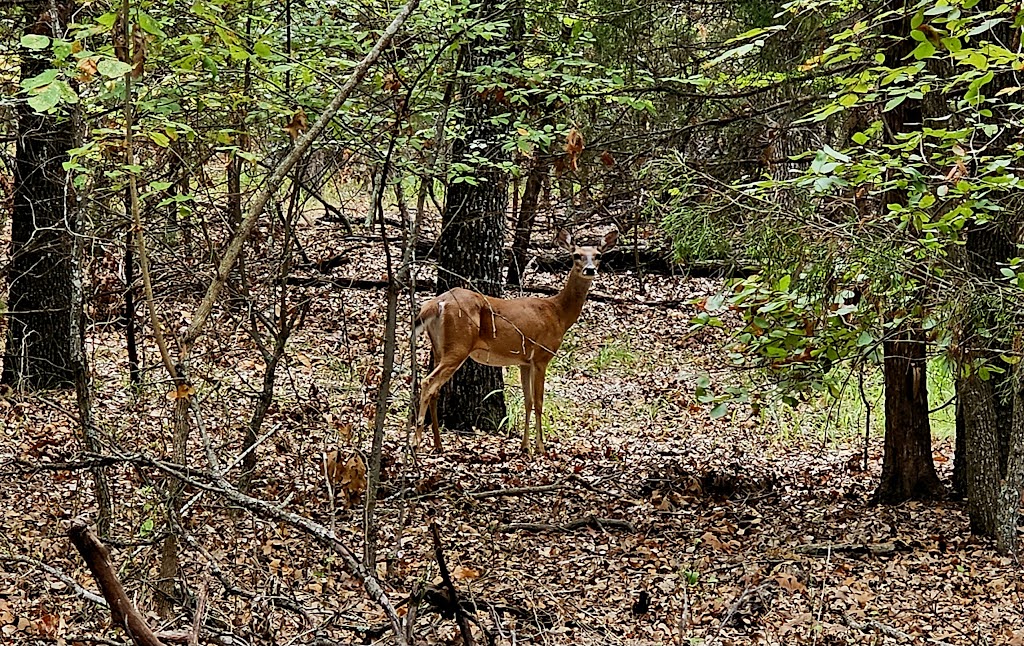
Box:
[553,269,594,329]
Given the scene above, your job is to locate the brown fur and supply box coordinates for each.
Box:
[415,229,617,454]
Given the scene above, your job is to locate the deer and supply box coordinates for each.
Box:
[414,228,618,455]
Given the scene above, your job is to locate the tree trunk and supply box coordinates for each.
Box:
[952,398,967,497]
[434,0,511,432]
[3,5,75,389]
[962,225,1019,544]
[872,0,943,503]
[954,0,1023,552]
[875,327,944,502]
[507,159,547,286]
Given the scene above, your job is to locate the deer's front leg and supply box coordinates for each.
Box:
[532,366,548,455]
[519,365,534,453]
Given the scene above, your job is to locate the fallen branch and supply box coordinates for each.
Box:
[466,483,566,499]
[794,542,898,556]
[140,454,407,644]
[288,275,693,309]
[431,520,480,646]
[0,555,108,607]
[497,516,636,534]
[68,518,166,646]
[842,613,958,646]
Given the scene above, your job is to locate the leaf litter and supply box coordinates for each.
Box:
[0,224,1021,646]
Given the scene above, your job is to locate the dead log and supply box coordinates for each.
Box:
[68,517,167,646]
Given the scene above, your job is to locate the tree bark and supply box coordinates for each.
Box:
[875,327,943,502]
[3,4,75,389]
[435,0,511,432]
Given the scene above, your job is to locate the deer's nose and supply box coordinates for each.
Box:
[582,266,596,277]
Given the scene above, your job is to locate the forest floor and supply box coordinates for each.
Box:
[2,223,1023,646]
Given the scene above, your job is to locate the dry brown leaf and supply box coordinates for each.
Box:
[284,108,309,141]
[452,565,481,581]
[565,127,584,171]
[131,23,146,79]
[775,571,807,594]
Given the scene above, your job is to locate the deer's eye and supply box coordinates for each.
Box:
[573,254,582,260]
[595,253,603,260]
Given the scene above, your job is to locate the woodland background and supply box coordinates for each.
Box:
[2,0,1024,644]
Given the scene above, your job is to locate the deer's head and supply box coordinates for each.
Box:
[556,229,618,278]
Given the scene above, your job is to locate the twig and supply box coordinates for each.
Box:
[497,516,636,533]
[431,520,477,646]
[793,542,898,556]
[0,555,108,607]
[707,583,773,646]
[188,577,208,646]
[466,483,566,498]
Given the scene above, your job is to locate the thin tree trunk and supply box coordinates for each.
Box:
[69,102,112,536]
[124,228,140,386]
[507,159,546,286]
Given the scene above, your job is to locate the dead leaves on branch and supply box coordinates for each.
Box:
[564,127,584,171]
[325,447,367,508]
[284,108,309,141]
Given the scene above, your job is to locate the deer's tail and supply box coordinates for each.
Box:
[413,300,438,345]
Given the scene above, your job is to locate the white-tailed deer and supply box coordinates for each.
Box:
[414,229,618,454]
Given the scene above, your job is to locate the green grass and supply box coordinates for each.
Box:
[589,336,638,372]
[759,357,958,447]
[500,368,572,442]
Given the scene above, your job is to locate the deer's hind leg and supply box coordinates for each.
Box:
[417,347,467,453]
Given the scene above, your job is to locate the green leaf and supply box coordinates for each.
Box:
[883,94,907,112]
[912,41,935,60]
[710,402,729,419]
[97,58,133,78]
[21,34,50,50]
[856,331,874,347]
[822,144,850,163]
[21,69,58,90]
[851,131,868,145]
[138,11,165,36]
[28,83,61,112]
[839,93,859,107]
[149,131,170,147]
[941,37,961,53]
[253,41,272,58]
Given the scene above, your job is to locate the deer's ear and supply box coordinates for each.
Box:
[600,229,618,251]
[555,229,573,250]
